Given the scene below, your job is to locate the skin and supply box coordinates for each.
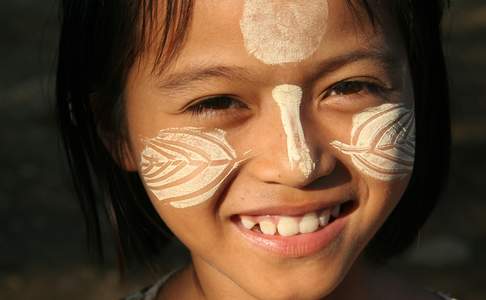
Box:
[121,1,438,299]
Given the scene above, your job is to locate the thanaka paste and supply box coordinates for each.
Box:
[240,0,328,178]
[240,0,329,65]
[140,127,247,208]
[330,103,415,181]
[272,84,315,178]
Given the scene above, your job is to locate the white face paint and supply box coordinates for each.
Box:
[140,127,246,208]
[240,0,329,65]
[239,1,326,178]
[272,84,315,178]
[330,103,416,181]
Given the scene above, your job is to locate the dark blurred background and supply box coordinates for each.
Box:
[1,1,485,299]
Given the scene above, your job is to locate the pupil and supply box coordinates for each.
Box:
[208,97,232,109]
[336,82,363,95]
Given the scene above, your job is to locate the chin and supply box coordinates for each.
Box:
[233,254,352,300]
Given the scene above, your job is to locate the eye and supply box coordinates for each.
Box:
[323,80,386,98]
[186,96,248,118]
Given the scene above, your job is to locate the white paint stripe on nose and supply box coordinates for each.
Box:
[272,84,315,178]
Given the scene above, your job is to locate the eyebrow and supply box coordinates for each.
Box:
[157,64,254,93]
[313,48,401,78]
[156,48,401,93]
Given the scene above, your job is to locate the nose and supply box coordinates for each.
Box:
[246,84,336,188]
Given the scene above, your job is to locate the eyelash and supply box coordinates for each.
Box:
[186,96,248,118]
[186,80,387,117]
[322,80,387,98]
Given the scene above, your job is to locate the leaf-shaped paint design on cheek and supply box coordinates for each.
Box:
[330,103,415,181]
[140,127,246,208]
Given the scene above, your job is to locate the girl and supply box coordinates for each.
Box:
[56,0,454,299]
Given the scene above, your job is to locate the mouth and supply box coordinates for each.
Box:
[231,200,356,257]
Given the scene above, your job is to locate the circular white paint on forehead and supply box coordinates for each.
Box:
[240,0,329,65]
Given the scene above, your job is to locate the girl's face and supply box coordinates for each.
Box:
[124,0,414,299]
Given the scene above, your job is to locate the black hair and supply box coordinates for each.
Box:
[55,0,450,271]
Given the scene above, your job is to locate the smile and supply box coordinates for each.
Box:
[239,204,342,236]
[232,200,355,257]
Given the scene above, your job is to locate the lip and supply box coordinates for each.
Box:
[232,206,351,258]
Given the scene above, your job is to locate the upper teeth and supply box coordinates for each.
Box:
[278,216,299,236]
[239,204,342,236]
[331,205,340,218]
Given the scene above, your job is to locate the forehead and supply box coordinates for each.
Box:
[149,0,403,79]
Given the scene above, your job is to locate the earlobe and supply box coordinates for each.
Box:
[119,141,139,172]
[89,93,139,172]
[96,125,139,172]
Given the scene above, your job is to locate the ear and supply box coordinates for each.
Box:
[96,123,139,172]
[90,94,139,172]
[117,139,139,172]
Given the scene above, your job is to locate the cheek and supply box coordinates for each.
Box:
[323,103,415,238]
[356,173,411,244]
[330,103,415,182]
[137,127,250,209]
